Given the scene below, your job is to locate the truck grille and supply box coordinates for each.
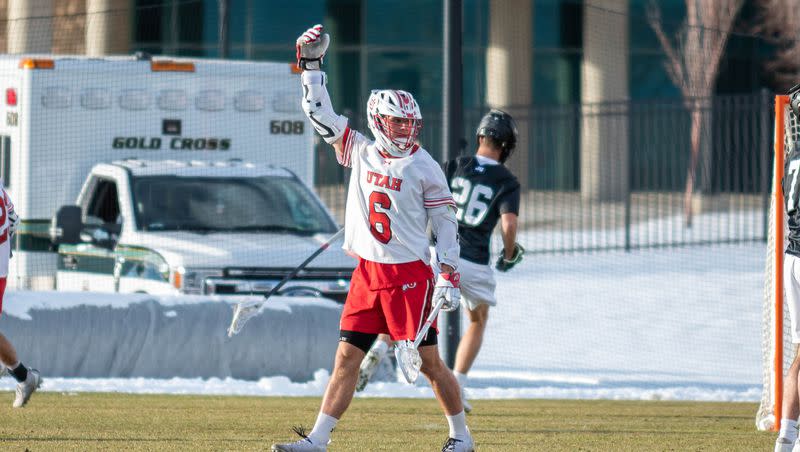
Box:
[205,267,352,304]
[222,267,353,280]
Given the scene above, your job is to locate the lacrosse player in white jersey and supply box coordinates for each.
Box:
[0,184,41,407]
[271,25,474,452]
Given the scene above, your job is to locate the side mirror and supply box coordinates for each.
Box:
[89,223,119,250]
[81,215,121,250]
[50,205,82,246]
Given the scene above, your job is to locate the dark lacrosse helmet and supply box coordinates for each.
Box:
[476,109,518,163]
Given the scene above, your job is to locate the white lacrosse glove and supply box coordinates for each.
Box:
[296,24,330,71]
[433,272,461,312]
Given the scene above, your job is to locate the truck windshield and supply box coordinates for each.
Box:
[131,175,338,234]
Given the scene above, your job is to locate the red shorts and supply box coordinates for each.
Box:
[340,259,436,341]
[0,277,7,314]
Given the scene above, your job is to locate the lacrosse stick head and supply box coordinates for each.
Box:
[226,300,263,337]
[394,340,422,383]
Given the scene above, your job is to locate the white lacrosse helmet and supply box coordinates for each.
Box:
[367,89,423,157]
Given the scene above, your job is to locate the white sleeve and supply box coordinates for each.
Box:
[428,206,459,269]
[300,70,348,144]
[423,161,459,268]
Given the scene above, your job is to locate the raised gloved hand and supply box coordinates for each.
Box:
[495,242,525,272]
[433,272,461,312]
[296,24,330,71]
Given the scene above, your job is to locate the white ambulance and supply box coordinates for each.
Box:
[0,54,353,300]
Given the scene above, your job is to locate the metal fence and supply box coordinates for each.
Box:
[316,91,773,254]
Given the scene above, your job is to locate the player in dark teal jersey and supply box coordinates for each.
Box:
[442,109,524,413]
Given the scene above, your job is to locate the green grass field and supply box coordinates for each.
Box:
[0,392,775,451]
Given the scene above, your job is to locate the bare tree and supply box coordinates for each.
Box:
[755,0,800,89]
[647,0,743,226]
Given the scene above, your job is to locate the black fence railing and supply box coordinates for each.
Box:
[316,91,773,254]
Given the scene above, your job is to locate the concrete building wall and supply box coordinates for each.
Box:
[5,0,130,56]
[580,0,630,202]
[86,0,130,56]
[486,0,532,185]
[7,0,53,54]
[53,0,86,54]
[0,0,7,52]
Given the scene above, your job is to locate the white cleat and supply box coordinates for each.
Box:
[272,428,327,452]
[13,368,41,408]
[271,438,326,452]
[441,435,475,452]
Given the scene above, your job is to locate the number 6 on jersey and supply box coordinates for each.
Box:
[369,191,392,244]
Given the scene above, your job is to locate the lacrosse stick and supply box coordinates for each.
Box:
[394,295,447,384]
[227,227,345,337]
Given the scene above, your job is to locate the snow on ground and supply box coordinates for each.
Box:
[0,238,765,402]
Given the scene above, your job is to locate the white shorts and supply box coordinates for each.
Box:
[786,254,800,343]
[458,258,496,311]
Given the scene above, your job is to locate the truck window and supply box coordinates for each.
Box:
[131,176,337,234]
[86,179,121,224]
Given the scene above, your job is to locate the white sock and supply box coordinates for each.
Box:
[446,411,469,440]
[308,412,338,445]
[780,418,799,442]
[454,371,468,389]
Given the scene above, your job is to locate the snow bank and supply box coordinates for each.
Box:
[0,291,342,381]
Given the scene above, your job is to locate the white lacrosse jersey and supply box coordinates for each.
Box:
[0,187,15,277]
[338,127,455,265]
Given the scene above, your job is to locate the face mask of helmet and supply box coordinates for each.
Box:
[377,115,420,149]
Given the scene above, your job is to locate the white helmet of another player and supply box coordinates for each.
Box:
[367,89,423,157]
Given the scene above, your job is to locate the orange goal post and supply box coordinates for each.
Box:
[757,94,792,431]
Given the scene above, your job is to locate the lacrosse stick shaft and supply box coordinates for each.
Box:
[263,227,344,299]
[412,296,446,348]
[226,227,344,338]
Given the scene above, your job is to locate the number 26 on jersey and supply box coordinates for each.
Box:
[451,177,493,226]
